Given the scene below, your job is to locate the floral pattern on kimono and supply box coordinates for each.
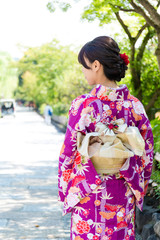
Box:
[58,84,153,240]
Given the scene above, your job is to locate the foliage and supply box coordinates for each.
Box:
[151,161,160,203]
[46,0,160,114]
[47,0,71,12]
[151,118,160,202]
[39,103,46,115]
[0,52,18,99]
[13,40,90,112]
[52,102,70,116]
[151,118,160,153]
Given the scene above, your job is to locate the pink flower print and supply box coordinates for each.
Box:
[108,91,117,101]
[107,228,114,235]
[75,152,82,165]
[125,235,130,240]
[102,111,108,118]
[102,236,111,240]
[76,220,90,234]
[99,94,109,101]
[62,169,72,182]
[95,178,102,185]
[110,102,115,109]
[93,235,99,240]
[83,209,90,216]
[97,86,107,97]
[135,164,141,174]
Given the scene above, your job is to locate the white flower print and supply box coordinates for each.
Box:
[102,236,110,240]
[132,101,144,115]
[96,114,101,123]
[117,211,124,217]
[123,101,130,108]
[66,192,79,207]
[61,166,65,171]
[87,219,93,225]
[128,197,132,203]
[61,178,67,194]
[87,233,94,239]
[128,229,132,235]
[103,104,110,111]
[90,184,97,190]
[78,114,91,131]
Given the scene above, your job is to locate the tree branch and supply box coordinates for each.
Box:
[130,0,158,29]
[118,7,136,12]
[157,0,160,8]
[137,28,155,62]
[109,3,136,12]
[138,0,160,26]
[135,23,148,42]
[115,12,133,42]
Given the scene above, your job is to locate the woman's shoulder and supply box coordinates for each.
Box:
[69,92,100,116]
[127,93,148,120]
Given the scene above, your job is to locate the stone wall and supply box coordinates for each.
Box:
[136,181,160,240]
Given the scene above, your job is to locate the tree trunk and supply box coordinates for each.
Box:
[155,30,160,70]
[130,43,142,101]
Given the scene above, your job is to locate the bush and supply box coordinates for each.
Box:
[52,102,70,116]
[39,103,46,115]
[150,118,160,205]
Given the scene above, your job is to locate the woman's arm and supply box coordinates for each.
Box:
[119,111,154,211]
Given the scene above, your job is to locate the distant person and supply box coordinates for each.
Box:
[44,104,53,125]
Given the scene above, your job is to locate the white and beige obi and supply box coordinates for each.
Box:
[77,119,145,175]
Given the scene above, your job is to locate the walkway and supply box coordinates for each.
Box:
[0,107,70,240]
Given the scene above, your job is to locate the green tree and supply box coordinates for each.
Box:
[0,52,18,99]
[14,40,91,113]
[47,0,160,115]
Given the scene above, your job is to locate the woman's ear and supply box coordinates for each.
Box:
[93,60,101,72]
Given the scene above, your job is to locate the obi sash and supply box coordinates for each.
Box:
[77,119,145,174]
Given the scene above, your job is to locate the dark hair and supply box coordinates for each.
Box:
[78,36,128,82]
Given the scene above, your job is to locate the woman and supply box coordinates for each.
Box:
[58,36,153,240]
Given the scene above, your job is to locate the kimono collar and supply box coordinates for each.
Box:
[91,84,130,101]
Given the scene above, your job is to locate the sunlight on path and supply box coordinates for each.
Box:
[0,107,70,240]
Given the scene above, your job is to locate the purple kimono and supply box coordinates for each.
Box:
[58,84,153,240]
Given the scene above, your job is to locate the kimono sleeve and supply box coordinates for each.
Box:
[119,110,154,211]
[58,99,81,202]
[58,97,103,216]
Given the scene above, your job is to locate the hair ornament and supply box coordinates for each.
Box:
[120,53,130,65]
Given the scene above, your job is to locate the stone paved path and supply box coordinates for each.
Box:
[0,107,70,240]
